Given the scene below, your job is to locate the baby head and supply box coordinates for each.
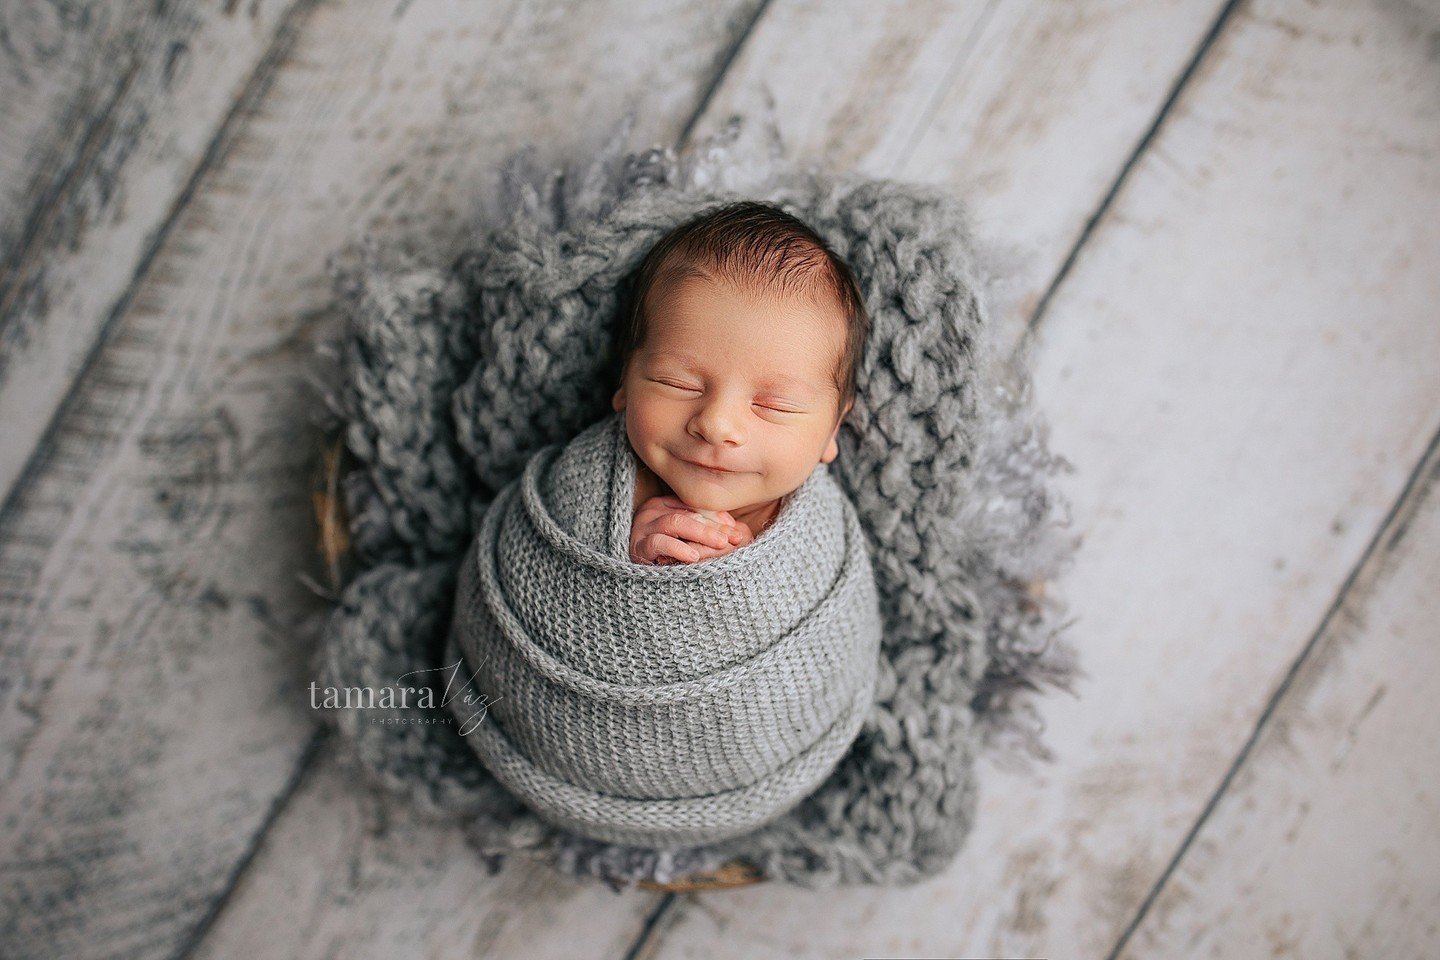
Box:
[610,200,868,518]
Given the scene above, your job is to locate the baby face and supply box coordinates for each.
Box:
[611,273,853,516]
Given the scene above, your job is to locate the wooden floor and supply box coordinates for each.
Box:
[2,1,1437,957]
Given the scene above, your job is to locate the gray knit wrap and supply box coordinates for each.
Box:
[444,409,882,847]
[309,116,1081,889]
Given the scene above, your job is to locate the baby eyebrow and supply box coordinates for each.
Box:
[649,351,821,397]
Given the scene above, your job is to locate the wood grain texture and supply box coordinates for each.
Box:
[188,740,657,960]
[644,0,1440,956]
[1116,427,1440,958]
[686,0,1231,350]
[0,0,297,506]
[0,0,765,955]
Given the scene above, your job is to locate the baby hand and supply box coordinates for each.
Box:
[630,495,754,565]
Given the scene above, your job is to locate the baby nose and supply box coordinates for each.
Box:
[690,402,746,446]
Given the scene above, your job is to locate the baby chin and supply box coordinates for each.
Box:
[661,455,754,511]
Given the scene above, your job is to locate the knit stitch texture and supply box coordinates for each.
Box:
[309,116,1081,889]
[445,409,882,847]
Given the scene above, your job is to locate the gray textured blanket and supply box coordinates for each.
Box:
[311,116,1080,888]
[444,410,882,847]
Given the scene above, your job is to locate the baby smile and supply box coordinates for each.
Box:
[675,453,746,475]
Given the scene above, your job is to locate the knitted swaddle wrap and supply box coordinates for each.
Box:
[444,410,882,847]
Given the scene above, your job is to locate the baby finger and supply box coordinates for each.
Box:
[690,514,740,549]
[643,533,700,564]
[662,512,731,549]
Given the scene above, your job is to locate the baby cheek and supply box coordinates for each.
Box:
[779,447,824,489]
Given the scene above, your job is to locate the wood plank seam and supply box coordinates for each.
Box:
[621,892,680,960]
[0,59,142,336]
[890,0,1005,174]
[1020,0,1245,349]
[0,0,321,522]
[677,0,778,152]
[1103,415,1440,960]
[171,726,331,960]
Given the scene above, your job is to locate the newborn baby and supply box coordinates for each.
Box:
[446,200,883,847]
[609,200,867,565]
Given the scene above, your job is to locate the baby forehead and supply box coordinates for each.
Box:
[671,263,839,305]
[650,274,849,345]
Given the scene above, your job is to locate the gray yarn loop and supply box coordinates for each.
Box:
[310,116,1081,888]
[444,410,882,847]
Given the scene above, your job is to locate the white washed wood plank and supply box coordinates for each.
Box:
[688,0,1229,348]
[0,0,762,955]
[648,0,1440,957]
[1117,437,1440,958]
[189,742,652,960]
[0,1,135,226]
[688,0,995,166]
[0,0,280,235]
[0,0,294,503]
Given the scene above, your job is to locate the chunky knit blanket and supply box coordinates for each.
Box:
[443,409,883,847]
[310,116,1081,889]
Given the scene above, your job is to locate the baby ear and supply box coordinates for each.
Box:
[611,385,626,411]
[820,398,853,464]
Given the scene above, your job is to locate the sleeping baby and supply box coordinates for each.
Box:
[609,200,867,565]
[447,198,882,848]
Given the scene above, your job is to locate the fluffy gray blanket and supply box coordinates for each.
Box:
[311,117,1080,888]
[444,409,882,848]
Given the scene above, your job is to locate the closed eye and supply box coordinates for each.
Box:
[651,378,700,392]
[650,379,805,415]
